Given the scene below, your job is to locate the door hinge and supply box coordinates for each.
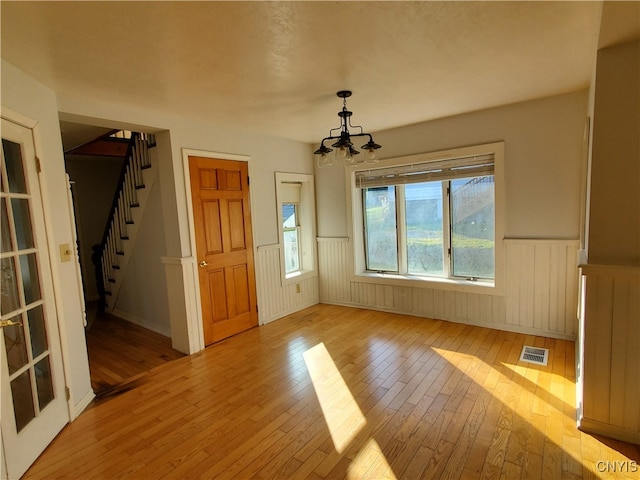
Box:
[247,176,250,186]
[65,386,71,401]
[35,156,42,173]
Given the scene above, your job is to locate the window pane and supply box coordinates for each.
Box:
[282,203,300,274]
[2,139,27,194]
[35,357,55,411]
[11,198,35,250]
[1,199,13,252]
[20,253,41,304]
[1,256,20,315]
[405,182,444,276]
[282,203,297,228]
[28,305,48,358]
[364,187,398,271]
[283,229,300,273]
[3,315,28,375]
[450,176,495,279]
[11,370,36,432]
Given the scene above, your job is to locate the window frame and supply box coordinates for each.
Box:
[346,142,505,295]
[275,172,317,285]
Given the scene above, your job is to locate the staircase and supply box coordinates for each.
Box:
[97,132,157,311]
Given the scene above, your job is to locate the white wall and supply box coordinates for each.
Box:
[1,60,93,414]
[316,90,588,339]
[113,172,172,336]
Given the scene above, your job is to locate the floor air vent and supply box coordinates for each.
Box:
[519,346,549,366]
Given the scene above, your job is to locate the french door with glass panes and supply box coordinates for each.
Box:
[1,117,69,480]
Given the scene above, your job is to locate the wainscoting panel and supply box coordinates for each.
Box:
[579,264,640,444]
[318,237,579,339]
[255,244,319,324]
[505,239,580,337]
[317,237,352,304]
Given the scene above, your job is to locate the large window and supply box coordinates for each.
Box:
[276,172,317,283]
[351,143,503,290]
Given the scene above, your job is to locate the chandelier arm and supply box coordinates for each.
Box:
[346,117,365,135]
[328,126,345,138]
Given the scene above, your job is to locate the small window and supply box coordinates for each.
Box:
[276,172,317,283]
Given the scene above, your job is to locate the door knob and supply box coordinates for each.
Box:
[199,260,208,268]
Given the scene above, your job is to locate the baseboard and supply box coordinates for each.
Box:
[578,418,640,445]
[71,389,95,420]
[318,300,577,341]
[260,299,319,325]
[111,309,171,337]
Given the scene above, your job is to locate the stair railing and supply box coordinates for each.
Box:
[97,132,155,305]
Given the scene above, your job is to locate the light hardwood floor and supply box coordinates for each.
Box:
[26,305,639,479]
[86,313,185,395]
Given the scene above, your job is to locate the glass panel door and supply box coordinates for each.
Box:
[1,117,68,480]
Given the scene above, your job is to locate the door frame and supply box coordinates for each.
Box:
[180,148,258,352]
[1,108,75,477]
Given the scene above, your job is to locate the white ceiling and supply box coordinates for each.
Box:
[0,1,622,145]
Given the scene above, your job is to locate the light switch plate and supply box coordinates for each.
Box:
[60,244,72,262]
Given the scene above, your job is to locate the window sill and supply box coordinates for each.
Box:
[352,271,498,295]
[282,269,317,286]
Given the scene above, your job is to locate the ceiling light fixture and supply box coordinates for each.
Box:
[314,90,381,168]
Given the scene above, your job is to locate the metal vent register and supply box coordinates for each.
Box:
[519,346,549,366]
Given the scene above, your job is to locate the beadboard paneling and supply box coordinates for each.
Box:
[318,237,579,339]
[255,244,319,324]
[317,237,352,304]
[580,265,640,444]
[505,239,580,337]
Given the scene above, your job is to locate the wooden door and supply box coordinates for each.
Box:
[1,118,69,479]
[189,156,258,346]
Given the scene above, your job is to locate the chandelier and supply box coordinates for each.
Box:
[314,90,382,168]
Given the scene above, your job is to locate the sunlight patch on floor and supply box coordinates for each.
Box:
[303,342,367,453]
[348,438,397,480]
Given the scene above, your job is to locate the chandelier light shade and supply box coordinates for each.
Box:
[314,91,382,168]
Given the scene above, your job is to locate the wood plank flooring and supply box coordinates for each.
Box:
[27,305,639,479]
[86,313,185,395]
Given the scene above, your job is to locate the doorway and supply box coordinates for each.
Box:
[61,123,183,396]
